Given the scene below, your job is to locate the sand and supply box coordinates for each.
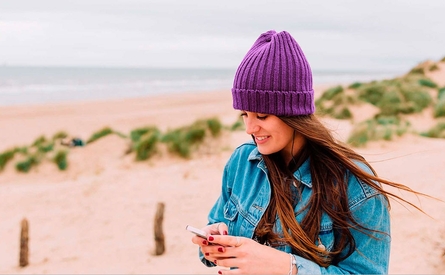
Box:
[0,85,444,274]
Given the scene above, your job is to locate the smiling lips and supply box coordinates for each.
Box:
[255,135,270,144]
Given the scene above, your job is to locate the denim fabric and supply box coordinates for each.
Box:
[199,141,391,274]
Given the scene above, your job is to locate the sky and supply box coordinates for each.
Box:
[0,0,444,72]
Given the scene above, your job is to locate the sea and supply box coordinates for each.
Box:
[0,66,403,107]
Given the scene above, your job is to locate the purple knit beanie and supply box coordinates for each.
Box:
[232,30,314,116]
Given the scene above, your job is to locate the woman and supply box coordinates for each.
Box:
[190,30,421,274]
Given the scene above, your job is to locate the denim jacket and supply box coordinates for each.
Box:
[200,142,390,274]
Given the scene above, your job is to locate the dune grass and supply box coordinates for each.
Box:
[161,117,224,158]
[53,150,69,170]
[16,155,39,173]
[347,115,410,147]
[0,117,231,173]
[130,127,161,161]
[0,149,16,170]
[418,78,438,88]
[421,122,445,139]
[86,127,114,144]
[52,131,69,140]
[315,60,443,146]
[429,63,440,71]
[315,86,354,119]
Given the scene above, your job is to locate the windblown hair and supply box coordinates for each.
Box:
[254,114,425,267]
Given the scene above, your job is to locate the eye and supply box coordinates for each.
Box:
[240,112,247,117]
[257,115,268,120]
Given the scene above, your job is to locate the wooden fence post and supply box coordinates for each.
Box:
[154,202,165,255]
[19,218,29,267]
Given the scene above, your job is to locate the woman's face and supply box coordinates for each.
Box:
[241,111,305,163]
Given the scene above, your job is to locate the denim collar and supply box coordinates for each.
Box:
[247,146,313,188]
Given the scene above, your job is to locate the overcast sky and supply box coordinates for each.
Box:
[0,0,444,71]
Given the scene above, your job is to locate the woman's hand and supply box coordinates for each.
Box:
[206,234,295,275]
[190,223,229,264]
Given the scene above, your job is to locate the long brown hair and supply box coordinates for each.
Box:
[254,114,427,267]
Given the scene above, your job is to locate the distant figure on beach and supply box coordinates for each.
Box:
[190,30,426,274]
[61,137,85,147]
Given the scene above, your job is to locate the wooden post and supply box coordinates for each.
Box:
[154,202,165,255]
[19,218,29,267]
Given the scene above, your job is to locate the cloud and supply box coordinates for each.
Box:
[0,0,444,70]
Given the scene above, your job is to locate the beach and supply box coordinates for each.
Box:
[1,85,445,274]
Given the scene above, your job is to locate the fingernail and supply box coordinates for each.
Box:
[218,247,224,252]
[205,252,209,256]
[208,236,214,241]
[214,259,217,264]
[218,271,222,275]
[223,230,228,235]
[202,240,208,245]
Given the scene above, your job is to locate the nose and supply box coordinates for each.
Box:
[244,117,260,135]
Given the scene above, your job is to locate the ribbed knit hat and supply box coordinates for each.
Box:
[232,30,314,116]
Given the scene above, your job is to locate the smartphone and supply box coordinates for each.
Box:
[186,225,207,238]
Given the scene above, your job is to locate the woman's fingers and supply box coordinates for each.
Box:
[191,235,207,245]
[208,235,244,247]
[209,222,228,235]
[216,222,229,235]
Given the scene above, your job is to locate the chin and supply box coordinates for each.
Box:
[257,147,275,156]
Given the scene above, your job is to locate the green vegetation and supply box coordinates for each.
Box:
[161,118,223,158]
[130,127,160,161]
[421,122,445,138]
[230,116,245,131]
[0,117,234,174]
[162,122,206,158]
[16,155,39,173]
[433,87,445,118]
[348,82,362,89]
[86,127,114,144]
[438,87,445,100]
[347,115,410,147]
[418,78,438,88]
[429,63,439,71]
[206,117,223,137]
[315,86,354,119]
[315,59,445,146]
[0,149,16,170]
[53,150,68,170]
[434,98,445,118]
[52,131,69,140]
[356,78,432,116]
[408,67,424,75]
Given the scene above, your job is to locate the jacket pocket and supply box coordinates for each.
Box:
[223,197,239,221]
[223,197,240,234]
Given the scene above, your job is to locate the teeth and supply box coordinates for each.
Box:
[256,136,267,141]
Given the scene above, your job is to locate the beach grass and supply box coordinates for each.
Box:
[130,127,161,161]
[421,122,445,138]
[86,127,114,144]
[16,155,39,173]
[315,85,354,119]
[0,149,16,170]
[53,150,69,170]
[347,115,410,147]
[429,63,440,71]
